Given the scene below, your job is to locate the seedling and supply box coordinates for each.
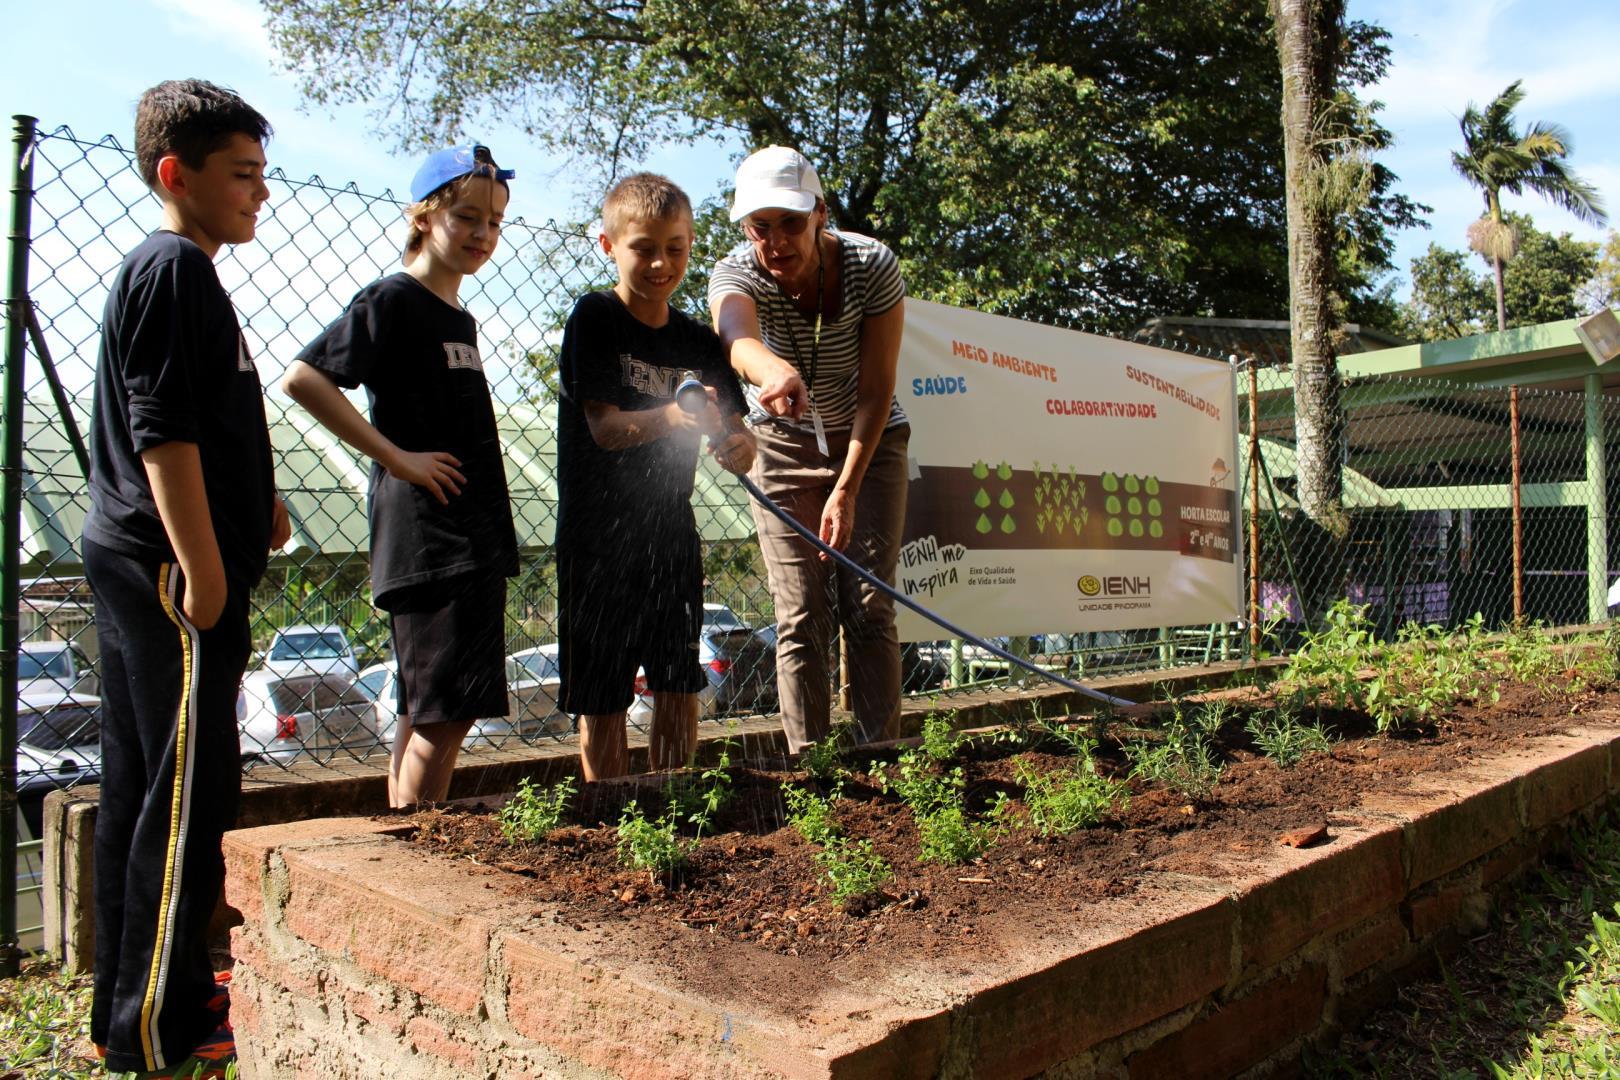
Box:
[498,776,576,842]
[1245,704,1334,768]
[784,783,842,847]
[813,837,893,905]
[917,801,1007,865]
[1126,696,1225,801]
[1015,756,1127,835]
[615,800,693,878]
[800,721,854,782]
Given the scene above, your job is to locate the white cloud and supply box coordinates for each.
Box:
[154,0,277,64]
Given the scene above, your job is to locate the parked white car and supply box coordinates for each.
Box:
[16,690,102,801]
[19,640,98,701]
[353,654,570,752]
[261,624,360,681]
[237,669,376,766]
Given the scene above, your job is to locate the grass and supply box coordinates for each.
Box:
[1309,812,1620,1078]
[0,956,240,1078]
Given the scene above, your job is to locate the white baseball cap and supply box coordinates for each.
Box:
[729,146,823,222]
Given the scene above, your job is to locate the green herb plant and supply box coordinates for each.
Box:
[1015,756,1127,836]
[498,775,577,842]
[782,782,893,904]
[1126,696,1226,801]
[1244,702,1334,768]
[800,720,854,782]
[615,800,694,879]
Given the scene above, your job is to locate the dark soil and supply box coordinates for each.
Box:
[407,678,1620,992]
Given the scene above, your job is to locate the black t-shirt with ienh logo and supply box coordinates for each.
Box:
[296,272,518,610]
[555,290,745,558]
[84,231,274,591]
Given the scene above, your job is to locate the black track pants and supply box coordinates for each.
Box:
[84,538,250,1074]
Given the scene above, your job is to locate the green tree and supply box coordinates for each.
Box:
[1398,216,1600,342]
[262,0,1421,329]
[1502,216,1601,327]
[1582,229,1620,312]
[1451,80,1607,331]
[1398,244,1491,341]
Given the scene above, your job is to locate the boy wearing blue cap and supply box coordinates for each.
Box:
[82,78,289,1079]
[284,144,519,806]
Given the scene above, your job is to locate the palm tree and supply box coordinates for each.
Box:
[1452,80,1607,331]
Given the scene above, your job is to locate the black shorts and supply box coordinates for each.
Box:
[390,572,510,726]
[557,534,708,715]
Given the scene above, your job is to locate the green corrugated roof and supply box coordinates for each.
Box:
[19,395,759,575]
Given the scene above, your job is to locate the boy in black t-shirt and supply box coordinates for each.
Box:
[557,173,755,779]
[284,144,519,808]
[81,79,289,1078]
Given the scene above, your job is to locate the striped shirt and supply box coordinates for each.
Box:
[709,230,907,433]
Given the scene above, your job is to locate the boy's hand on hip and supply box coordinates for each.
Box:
[180,560,227,630]
[711,431,756,475]
[269,495,291,550]
[388,450,466,505]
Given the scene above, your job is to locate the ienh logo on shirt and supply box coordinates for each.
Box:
[443,343,484,372]
[237,334,255,372]
[618,354,684,398]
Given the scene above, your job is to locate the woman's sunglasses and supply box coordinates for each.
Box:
[742,214,812,241]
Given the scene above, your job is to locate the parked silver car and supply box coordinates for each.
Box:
[701,604,777,715]
[261,623,360,681]
[237,670,377,766]
[353,655,570,752]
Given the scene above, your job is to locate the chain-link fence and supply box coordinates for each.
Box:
[1245,365,1620,647]
[4,117,1619,956]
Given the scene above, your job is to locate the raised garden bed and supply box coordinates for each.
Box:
[224,616,1620,1078]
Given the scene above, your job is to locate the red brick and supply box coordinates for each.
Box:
[1237,819,1404,972]
[406,1015,480,1074]
[282,844,502,1016]
[1361,768,1521,886]
[1126,963,1327,1080]
[1403,884,1468,941]
[223,816,404,927]
[964,889,1236,1077]
[502,930,814,1080]
[1521,739,1610,830]
[1334,910,1408,980]
[1482,838,1538,890]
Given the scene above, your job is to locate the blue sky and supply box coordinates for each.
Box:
[2,0,1615,308]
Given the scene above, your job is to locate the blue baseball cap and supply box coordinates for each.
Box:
[409,144,515,202]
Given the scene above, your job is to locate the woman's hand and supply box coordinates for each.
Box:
[757,365,809,420]
[386,449,466,505]
[818,486,856,558]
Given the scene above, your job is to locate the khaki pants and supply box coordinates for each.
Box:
[749,421,910,752]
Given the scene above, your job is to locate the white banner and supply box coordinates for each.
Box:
[894,299,1241,640]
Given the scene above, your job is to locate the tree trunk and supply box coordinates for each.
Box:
[1492,254,1507,332]
[1271,0,1348,621]
[1271,0,1344,523]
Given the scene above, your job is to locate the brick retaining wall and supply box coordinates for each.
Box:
[223,714,1620,1078]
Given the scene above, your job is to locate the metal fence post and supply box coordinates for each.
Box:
[2,114,38,977]
[1510,385,1523,624]
[1587,374,1610,623]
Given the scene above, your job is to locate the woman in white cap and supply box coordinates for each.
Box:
[709,146,908,753]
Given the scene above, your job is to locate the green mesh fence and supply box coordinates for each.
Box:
[4,118,1619,818]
